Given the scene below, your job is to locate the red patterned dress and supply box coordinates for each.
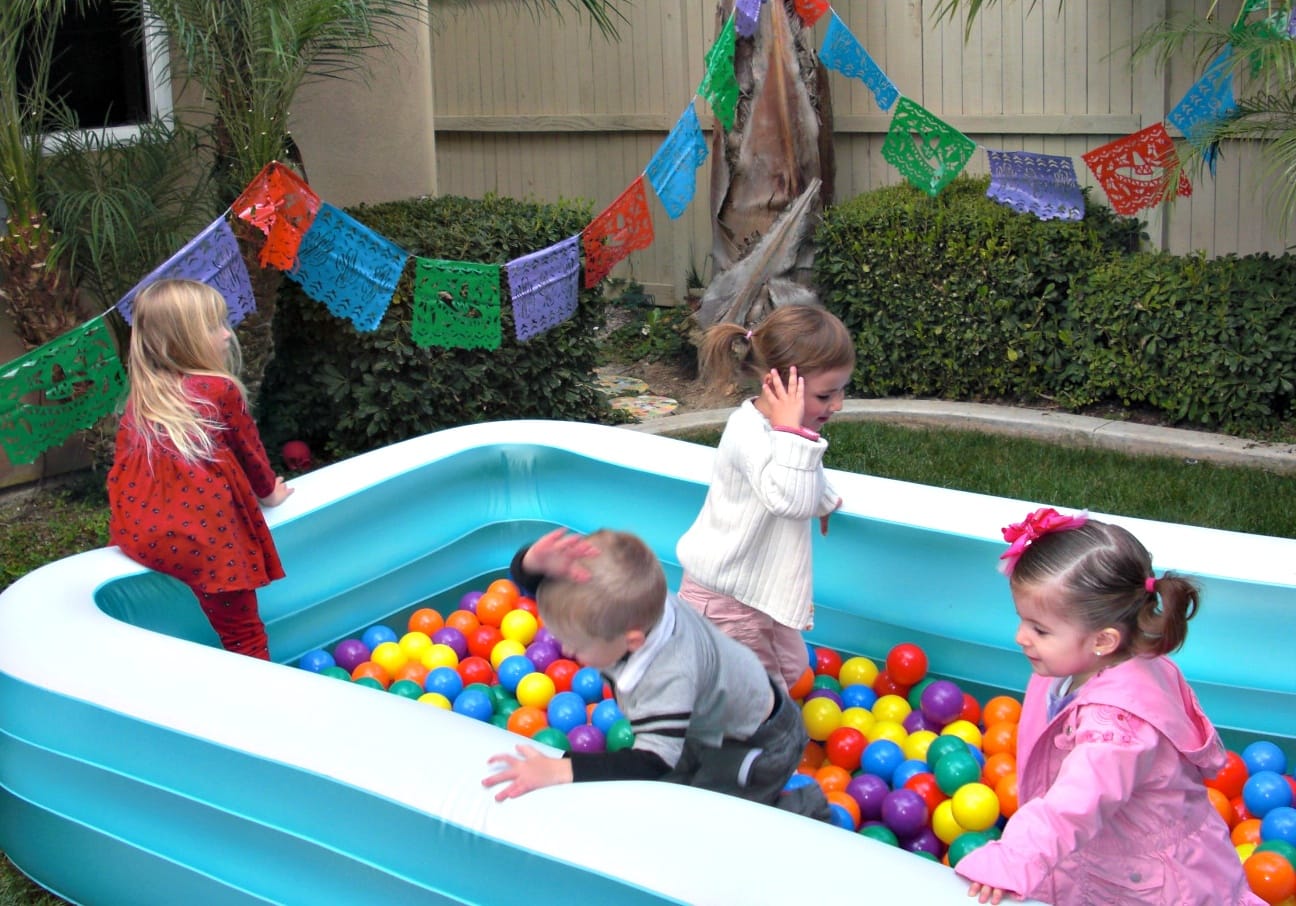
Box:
[107,375,285,594]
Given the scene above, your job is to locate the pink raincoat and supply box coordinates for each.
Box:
[955,656,1264,905]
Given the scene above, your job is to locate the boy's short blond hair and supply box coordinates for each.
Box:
[537,529,666,640]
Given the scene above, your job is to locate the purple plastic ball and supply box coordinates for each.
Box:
[567,724,606,753]
[903,710,941,734]
[431,626,469,661]
[845,773,891,821]
[525,639,562,672]
[533,627,557,647]
[902,827,945,858]
[803,688,844,708]
[332,639,370,673]
[458,590,484,613]
[919,679,965,727]
[881,788,930,839]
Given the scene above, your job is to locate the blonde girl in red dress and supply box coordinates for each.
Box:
[107,279,292,659]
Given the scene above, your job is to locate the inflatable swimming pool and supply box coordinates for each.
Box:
[1,420,1291,905]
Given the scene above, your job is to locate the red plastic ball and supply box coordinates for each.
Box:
[886,643,929,687]
[824,726,867,772]
[457,655,495,687]
[545,658,581,693]
[514,596,540,617]
[467,625,504,660]
[1206,750,1250,801]
[958,692,983,727]
[872,671,911,699]
[814,647,844,679]
[904,772,948,814]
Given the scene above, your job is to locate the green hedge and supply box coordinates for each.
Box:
[1070,251,1296,427]
[259,194,612,462]
[815,176,1141,401]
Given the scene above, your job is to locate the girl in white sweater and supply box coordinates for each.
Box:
[676,305,856,691]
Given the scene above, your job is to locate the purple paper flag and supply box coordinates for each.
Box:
[116,217,254,326]
[507,235,581,343]
[288,203,409,333]
[736,0,762,37]
[646,103,710,219]
[820,10,898,111]
[985,149,1085,221]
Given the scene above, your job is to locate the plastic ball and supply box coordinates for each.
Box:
[904,772,948,815]
[533,727,571,752]
[1262,806,1296,848]
[872,671,911,699]
[995,772,1020,818]
[981,751,1017,789]
[982,695,1023,726]
[458,590,484,612]
[407,607,444,637]
[902,827,945,860]
[525,640,562,672]
[506,705,548,737]
[903,710,941,735]
[934,749,983,796]
[881,788,930,839]
[947,830,995,868]
[570,666,606,704]
[1207,750,1251,801]
[452,687,494,721]
[486,578,520,606]
[826,804,857,830]
[319,666,351,681]
[858,823,899,846]
[814,764,853,794]
[393,662,429,688]
[424,666,464,700]
[919,679,965,726]
[1257,840,1296,873]
[568,723,606,753]
[801,697,843,742]
[418,692,452,709]
[298,649,335,673]
[474,592,515,628]
[332,639,371,673]
[931,798,965,845]
[981,721,1019,758]
[1244,850,1296,904]
[515,672,557,709]
[362,624,399,651]
[958,693,982,726]
[489,639,527,670]
[814,646,844,679]
[804,688,844,709]
[840,684,878,711]
[788,667,816,700]
[951,781,1001,831]
[902,729,939,763]
[350,661,391,688]
[866,720,908,747]
[906,677,936,712]
[872,693,912,724]
[826,790,862,829]
[370,641,409,676]
[885,643,929,687]
[544,658,581,693]
[1246,771,1295,818]
[941,719,984,751]
[845,773,891,822]
[547,691,589,734]
[464,625,502,661]
[499,608,539,646]
[457,655,495,687]
[445,609,480,636]
[591,698,624,734]
[605,718,636,752]
[860,739,905,784]
[353,676,384,691]
[496,654,537,693]
[420,643,460,671]
[388,679,424,700]
[1234,818,1265,847]
[891,758,931,791]
[1207,786,1236,828]
[926,734,970,769]
[839,656,880,688]
[839,706,877,738]
[430,627,469,661]
[1245,741,1290,777]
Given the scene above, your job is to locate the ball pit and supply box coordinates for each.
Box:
[2,420,1292,905]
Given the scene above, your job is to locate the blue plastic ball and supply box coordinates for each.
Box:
[362,624,399,651]
[1260,805,1296,847]
[452,687,495,722]
[570,666,605,704]
[891,758,931,790]
[783,772,816,792]
[1243,740,1289,776]
[298,649,335,673]
[861,739,906,784]
[547,691,589,733]
[840,684,878,711]
[591,698,624,734]
[1243,770,1293,818]
[424,666,464,700]
[496,654,537,694]
[827,804,857,830]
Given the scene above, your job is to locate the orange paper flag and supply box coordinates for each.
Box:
[581,176,655,289]
[232,162,321,271]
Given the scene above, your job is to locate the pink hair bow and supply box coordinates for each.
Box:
[998,507,1088,575]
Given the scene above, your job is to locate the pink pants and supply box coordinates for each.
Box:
[678,576,808,693]
[197,588,270,660]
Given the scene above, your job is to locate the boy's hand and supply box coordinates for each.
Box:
[260,476,293,507]
[521,528,599,582]
[761,366,805,432]
[483,744,574,801]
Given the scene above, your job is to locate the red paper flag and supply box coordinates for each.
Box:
[794,0,830,27]
[232,162,321,271]
[581,176,655,289]
[1082,124,1192,216]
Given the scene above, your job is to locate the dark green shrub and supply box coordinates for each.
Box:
[1070,251,1296,428]
[259,194,612,462]
[815,176,1141,401]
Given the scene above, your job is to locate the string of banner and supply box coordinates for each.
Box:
[2,0,1292,466]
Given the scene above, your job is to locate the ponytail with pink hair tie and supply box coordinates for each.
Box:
[998,507,1089,575]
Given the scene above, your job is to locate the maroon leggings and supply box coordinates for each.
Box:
[196,588,270,660]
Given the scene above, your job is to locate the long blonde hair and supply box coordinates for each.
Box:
[125,279,245,462]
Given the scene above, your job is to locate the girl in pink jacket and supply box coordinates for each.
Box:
[955,508,1264,906]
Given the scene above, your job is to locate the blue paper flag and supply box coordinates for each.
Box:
[288,203,409,333]
[820,10,898,111]
[1168,48,1236,177]
[116,217,254,326]
[986,149,1085,221]
[646,103,711,219]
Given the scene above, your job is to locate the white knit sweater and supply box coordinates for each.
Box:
[676,400,840,630]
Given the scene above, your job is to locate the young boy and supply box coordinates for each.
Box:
[482,527,829,820]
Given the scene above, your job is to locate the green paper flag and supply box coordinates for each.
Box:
[0,315,127,465]
[699,16,739,131]
[882,97,977,197]
[411,258,502,350]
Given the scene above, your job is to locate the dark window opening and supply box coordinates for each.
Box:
[18,1,150,131]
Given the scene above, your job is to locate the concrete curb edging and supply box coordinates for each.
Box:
[623,399,1296,475]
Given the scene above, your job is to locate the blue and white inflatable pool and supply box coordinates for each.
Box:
[1,420,1291,904]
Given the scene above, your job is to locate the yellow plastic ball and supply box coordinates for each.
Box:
[801,698,843,742]
[951,781,1001,831]
[370,641,408,676]
[866,719,908,746]
[839,706,877,737]
[490,638,527,670]
[903,729,939,762]
[942,719,984,750]
[418,692,452,709]
[838,656,880,688]
[399,631,433,662]
[499,608,539,646]
[1236,842,1257,863]
[872,693,913,724]
[515,672,557,709]
[932,798,968,845]
[420,643,460,671]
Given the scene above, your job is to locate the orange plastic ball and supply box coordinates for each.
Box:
[1207,786,1236,828]
[1233,818,1264,848]
[1244,850,1296,905]
[981,751,1017,789]
[445,609,480,636]
[981,695,1023,727]
[799,740,826,772]
[350,661,391,688]
[393,662,430,688]
[506,705,549,738]
[813,764,853,795]
[486,578,521,607]
[788,667,816,701]
[981,721,1019,758]
[407,607,444,636]
[994,772,1020,818]
[474,592,515,628]
[826,790,862,829]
